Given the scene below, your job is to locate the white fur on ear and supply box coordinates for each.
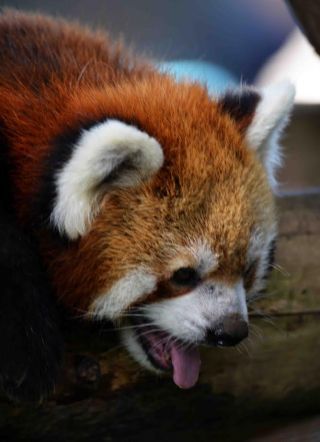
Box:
[52,120,164,239]
[246,80,295,189]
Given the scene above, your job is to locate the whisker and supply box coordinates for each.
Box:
[260,317,286,336]
[270,263,290,277]
[138,328,169,341]
[249,323,264,340]
[235,345,244,355]
[249,311,287,337]
[110,322,157,332]
[239,340,251,357]
[71,306,92,319]
[103,343,126,354]
[120,313,151,318]
[247,289,279,305]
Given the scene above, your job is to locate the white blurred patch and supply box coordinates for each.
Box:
[256,29,320,105]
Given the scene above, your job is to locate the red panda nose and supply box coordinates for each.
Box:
[205,315,248,347]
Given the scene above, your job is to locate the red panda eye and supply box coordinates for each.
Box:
[170,267,200,287]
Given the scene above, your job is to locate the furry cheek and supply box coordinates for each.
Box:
[89,267,157,320]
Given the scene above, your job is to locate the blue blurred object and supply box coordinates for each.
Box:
[158,60,237,95]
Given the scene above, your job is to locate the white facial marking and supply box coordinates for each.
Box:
[121,327,161,373]
[246,80,295,189]
[187,240,219,276]
[90,267,157,320]
[51,119,164,239]
[141,280,248,344]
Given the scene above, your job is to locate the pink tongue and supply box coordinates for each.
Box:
[170,344,201,389]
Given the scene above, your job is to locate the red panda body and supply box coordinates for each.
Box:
[0,10,295,399]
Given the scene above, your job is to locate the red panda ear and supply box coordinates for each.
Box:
[219,86,261,133]
[51,120,164,239]
[219,80,295,189]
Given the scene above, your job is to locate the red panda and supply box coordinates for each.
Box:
[0,9,295,400]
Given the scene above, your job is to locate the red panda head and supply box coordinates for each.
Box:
[41,76,294,388]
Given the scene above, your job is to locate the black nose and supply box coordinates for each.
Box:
[205,316,248,347]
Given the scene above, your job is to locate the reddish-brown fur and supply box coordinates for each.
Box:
[0,10,274,312]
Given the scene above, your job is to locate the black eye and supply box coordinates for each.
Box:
[171,267,200,287]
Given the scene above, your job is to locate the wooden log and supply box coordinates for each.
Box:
[0,192,319,441]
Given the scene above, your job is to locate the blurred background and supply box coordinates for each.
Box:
[2,0,295,81]
[3,0,320,193]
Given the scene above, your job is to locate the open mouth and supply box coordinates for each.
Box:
[130,317,201,389]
